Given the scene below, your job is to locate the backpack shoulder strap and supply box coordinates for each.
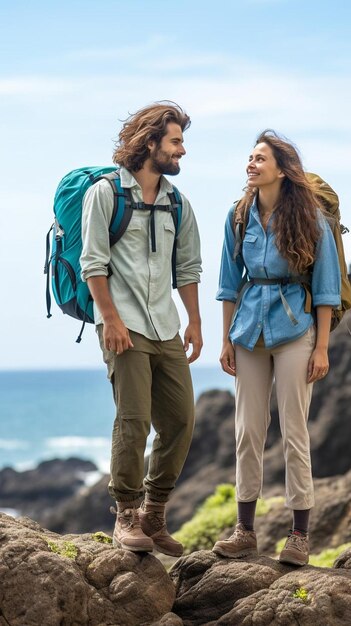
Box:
[100,170,134,247]
[167,185,183,289]
[167,185,182,235]
[232,199,249,262]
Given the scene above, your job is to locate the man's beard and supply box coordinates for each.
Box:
[150,149,180,176]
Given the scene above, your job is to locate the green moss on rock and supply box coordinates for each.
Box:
[91,531,113,544]
[293,587,309,602]
[47,540,78,560]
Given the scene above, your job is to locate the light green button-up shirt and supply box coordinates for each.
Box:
[80,167,202,341]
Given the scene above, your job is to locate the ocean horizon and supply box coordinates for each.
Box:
[0,366,234,474]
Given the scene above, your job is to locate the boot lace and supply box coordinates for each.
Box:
[228,524,255,544]
[145,510,165,532]
[286,532,308,553]
[110,506,142,529]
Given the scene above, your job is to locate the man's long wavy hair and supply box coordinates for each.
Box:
[113,101,191,172]
[238,130,321,274]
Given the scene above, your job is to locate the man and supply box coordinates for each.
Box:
[80,102,202,556]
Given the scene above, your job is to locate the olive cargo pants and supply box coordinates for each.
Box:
[97,327,195,504]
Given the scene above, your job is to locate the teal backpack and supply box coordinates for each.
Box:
[44,166,182,342]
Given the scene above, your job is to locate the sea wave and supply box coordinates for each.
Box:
[45,437,110,449]
[0,439,29,450]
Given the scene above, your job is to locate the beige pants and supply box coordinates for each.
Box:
[234,326,316,510]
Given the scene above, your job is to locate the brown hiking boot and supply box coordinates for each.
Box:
[139,500,184,557]
[111,505,154,552]
[212,522,258,558]
[279,531,309,566]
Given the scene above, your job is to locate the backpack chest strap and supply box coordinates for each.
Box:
[235,275,311,326]
[105,174,181,288]
[125,192,179,253]
[127,200,175,252]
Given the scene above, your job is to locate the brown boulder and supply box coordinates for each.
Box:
[170,550,351,625]
[214,569,351,626]
[0,513,175,626]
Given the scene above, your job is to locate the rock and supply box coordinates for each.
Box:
[149,613,184,625]
[170,550,351,625]
[0,457,98,520]
[4,507,351,626]
[41,473,112,535]
[334,547,351,570]
[0,512,175,626]
[215,569,351,626]
[171,551,284,625]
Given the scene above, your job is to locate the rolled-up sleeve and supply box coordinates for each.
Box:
[175,195,202,287]
[80,181,114,282]
[311,214,341,307]
[216,208,244,302]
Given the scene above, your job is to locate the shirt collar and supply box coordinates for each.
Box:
[119,166,175,197]
[249,195,263,224]
[251,195,259,215]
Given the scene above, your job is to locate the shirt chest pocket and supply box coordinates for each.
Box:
[126,216,142,233]
[121,217,143,254]
[242,233,259,267]
[244,234,258,244]
[162,221,176,256]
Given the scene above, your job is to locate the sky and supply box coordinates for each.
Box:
[1,0,351,370]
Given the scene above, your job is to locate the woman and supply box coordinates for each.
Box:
[213,130,340,566]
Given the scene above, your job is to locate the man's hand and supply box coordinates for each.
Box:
[86,276,134,355]
[183,322,203,364]
[177,283,202,364]
[103,317,134,355]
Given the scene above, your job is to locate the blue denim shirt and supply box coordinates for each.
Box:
[216,198,341,350]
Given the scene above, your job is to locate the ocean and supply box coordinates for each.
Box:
[0,366,234,474]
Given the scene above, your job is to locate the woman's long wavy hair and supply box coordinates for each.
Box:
[112,101,191,172]
[238,130,321,274]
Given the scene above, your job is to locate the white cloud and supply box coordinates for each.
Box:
[0,77,74,96]
[65,35,169,61]
[1,63,350,136]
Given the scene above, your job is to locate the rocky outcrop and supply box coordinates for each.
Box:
[2,510,351,625]
[0,512,175,626]
[0,458,98,521]
[170,548,351,625]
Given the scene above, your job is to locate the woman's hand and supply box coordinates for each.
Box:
[220,340,236,376]
[308,306,332,383]
[307,347,329,383]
